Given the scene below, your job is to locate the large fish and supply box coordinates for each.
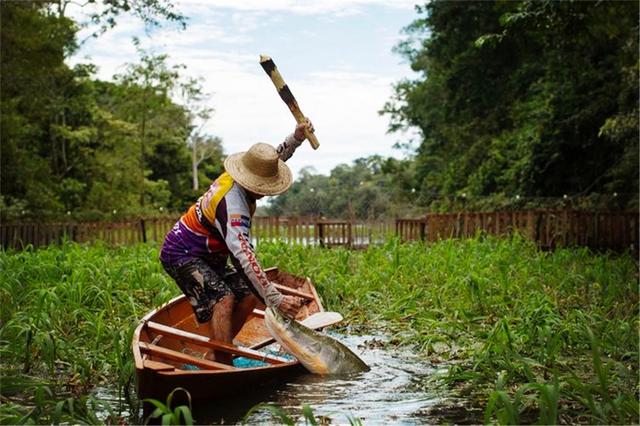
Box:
[264,307,370,375]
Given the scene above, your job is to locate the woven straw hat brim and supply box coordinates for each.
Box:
[224,153,293,196]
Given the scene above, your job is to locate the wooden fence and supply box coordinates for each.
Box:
[250,217,395,248]
[1,210,637,252]
[0,216,396,250]
[0,217,177,249]
[396,210,638,252]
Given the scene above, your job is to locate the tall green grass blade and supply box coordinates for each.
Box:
[302,404,318,425]
[1,238,637,424]
[174,406,193,426]
[242,403,295,425]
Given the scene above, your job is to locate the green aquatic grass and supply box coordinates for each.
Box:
[144,388,193,425]
[241,402,362,426]
[258,235,639,424]
[1,236,638,424]
[0,242,179,424]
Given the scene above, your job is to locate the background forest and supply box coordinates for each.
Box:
[1,1,638,222]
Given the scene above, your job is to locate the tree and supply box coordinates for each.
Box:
[178,77,223,191]
[0,2,197,219]
[189,135,224,190]
[266,157,421,219]
[383,0,639,208]
[1,2,82,217]
[52,0,186,40]
[114,38,184,207]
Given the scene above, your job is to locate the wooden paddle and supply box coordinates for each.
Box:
[251,309,343,329]
[299,311,343,329]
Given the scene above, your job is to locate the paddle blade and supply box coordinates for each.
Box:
[298,311,343,330]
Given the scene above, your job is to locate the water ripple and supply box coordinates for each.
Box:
[251,333,447,425]
[97,333,447,425]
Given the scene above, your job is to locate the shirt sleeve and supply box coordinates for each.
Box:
[215,190,284,308]
[275,133,303,162]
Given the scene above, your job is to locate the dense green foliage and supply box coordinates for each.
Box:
[267,1,639,217]
[0,242,176,424]
[0,2,222,222]
[382,0,639,209]
[265,157,419,219]
[1,239,637,424]
[264,238,639,424]
[4,1,636,224]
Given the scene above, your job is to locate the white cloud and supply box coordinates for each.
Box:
[66,0,417,180]
[201,66,404,177]
[177,0,416,16]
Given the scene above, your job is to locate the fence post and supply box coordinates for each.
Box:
[140,218,147,243]
[317,221,325,248]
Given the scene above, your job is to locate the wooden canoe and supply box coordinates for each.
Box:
[132,267,325,402]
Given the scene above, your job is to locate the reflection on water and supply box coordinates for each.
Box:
[97,333,450,425]
[92,386,136,424]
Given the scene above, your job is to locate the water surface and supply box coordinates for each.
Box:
[195,333,447,424]
[98,332,456,424]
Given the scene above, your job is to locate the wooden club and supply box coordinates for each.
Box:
[259,55,319,150]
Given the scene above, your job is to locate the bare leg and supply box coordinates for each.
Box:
[209,294,235,365]
[231,294,258,337]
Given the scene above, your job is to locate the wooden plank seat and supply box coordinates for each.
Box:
[138,342,236,371]
[144,321,289,365]
[143,359,176,372]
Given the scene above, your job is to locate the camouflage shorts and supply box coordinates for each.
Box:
[162,257,252,323]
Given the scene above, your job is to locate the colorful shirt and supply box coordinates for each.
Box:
[160,134,302,307]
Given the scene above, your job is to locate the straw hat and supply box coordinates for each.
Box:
[224,143,293,196]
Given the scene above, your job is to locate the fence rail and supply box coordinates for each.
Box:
[250,217,396,248]
[1,210,637,252]
[396,210,638,251]
[0,217,178,249]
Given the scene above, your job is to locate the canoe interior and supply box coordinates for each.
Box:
[133,267,323,376]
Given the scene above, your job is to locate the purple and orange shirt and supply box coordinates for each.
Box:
[160,134,302,307]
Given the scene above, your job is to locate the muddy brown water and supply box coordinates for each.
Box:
[96,333,479,424]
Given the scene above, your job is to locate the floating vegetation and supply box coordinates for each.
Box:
[1,236,637,424]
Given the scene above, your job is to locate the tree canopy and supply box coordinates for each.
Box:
[265,157,420,219]
[0,1,222,221]
[381,0,638,209]
[2,1,637,222]
[268,0,638,217]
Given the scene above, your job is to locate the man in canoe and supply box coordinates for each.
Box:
[159,119,314,364]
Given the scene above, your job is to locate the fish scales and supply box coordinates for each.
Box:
[264,307,370,375]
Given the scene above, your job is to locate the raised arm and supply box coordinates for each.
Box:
[276,118,314,162]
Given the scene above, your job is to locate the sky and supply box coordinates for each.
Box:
[67,0,420,179]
